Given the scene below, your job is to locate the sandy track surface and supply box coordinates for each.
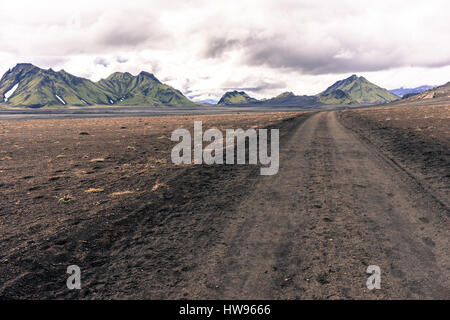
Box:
[0,110,448,299]
[338,105,449,208]
[175,111,449,299]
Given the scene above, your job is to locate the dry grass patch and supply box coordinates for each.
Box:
[84,188,104,193]
[110,190,134,197]
[152,182,168,192]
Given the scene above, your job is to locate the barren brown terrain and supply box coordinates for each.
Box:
[0,105,449,299]
[0,112,303,299]
[338,104,450,207]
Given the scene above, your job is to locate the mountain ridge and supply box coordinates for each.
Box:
[0,63,196,107]
[1,65,407,108]
[217,90,258,105]
[400,82,450,102]
[389,85,434,97]
[318,74,399,104]
[217,74,400,107]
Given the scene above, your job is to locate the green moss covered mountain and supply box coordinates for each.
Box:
[217,90,321,107]
[0,63,196,107]
[217,90,259,105]
[1,65,400,108]
[97,71,196,106]
[318,89,353,104]
[260,92,321,107]
[217,75,400,107]
[319,74,399,104]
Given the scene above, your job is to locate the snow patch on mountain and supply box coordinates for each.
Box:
[55,94,66,105]
[4,83,19,102]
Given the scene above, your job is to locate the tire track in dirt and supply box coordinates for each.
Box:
[180,111,449,299]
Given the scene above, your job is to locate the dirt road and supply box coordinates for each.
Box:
[175,111,449,299]
[0,110,448,299]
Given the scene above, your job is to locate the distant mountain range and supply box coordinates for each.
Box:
[256,91,321,107]
[217,91,259,105]
[1,64,407,108]
[218,75,399,106]
[0,63,196,107]
[196,99,219,105]
[389,85,434,97]
[400,82,450,101]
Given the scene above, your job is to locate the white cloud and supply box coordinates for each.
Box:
[0,0,449,100]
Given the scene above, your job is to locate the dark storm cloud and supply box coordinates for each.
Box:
[204,38,242,58]
[241,36,430,75]
[90,8,168,51]
[247,45,364,74]
[228,36,404,75]
[98,26,151,48]
[206,29,450,75]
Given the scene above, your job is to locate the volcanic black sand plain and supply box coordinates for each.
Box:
[0,102,448,299]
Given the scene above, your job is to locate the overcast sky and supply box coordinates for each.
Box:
[1,0,449,101]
